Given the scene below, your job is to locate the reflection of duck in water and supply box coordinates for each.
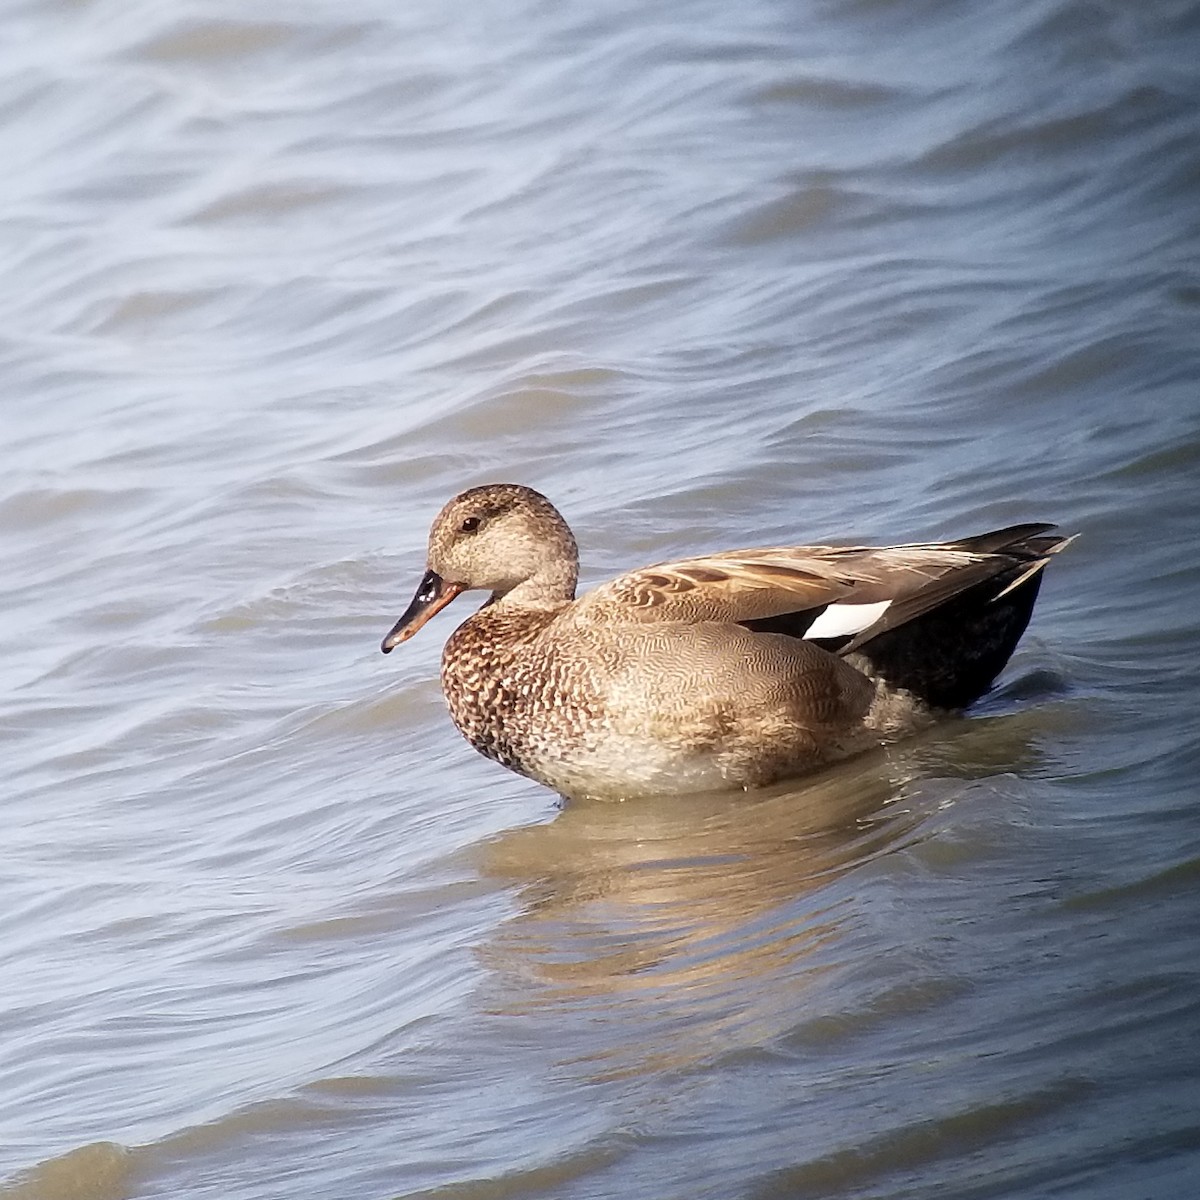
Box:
[381,484,1072,799]
[475,710,1062,1081]
[475,749,985,1079]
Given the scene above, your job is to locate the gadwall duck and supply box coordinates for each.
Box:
[381,484,1072,798]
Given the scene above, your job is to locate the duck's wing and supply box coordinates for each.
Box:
[574,523,1071,644]
[574,546,862,632]
[832,523,1072,652]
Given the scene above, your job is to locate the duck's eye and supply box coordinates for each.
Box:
[460,516,481,533]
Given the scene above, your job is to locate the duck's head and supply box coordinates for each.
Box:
[381,484,579,652]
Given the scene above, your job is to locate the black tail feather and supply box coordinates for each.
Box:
[844,567,1046,710]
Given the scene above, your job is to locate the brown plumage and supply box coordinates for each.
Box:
[381,484,1073,798]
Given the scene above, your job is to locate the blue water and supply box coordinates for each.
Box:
[1,0,1199,1197]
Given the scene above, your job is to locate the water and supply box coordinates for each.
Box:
[2,0,1199,1195]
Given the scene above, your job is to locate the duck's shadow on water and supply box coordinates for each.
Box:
[471,672,1068,1079]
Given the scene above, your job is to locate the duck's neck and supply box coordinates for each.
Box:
[492,562,578,611]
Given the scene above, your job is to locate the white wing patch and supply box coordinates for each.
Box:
[805,600,891,640]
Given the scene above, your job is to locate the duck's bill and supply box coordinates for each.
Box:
[380,570,466,653]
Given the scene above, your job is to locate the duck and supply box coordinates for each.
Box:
[380,484,1072,799]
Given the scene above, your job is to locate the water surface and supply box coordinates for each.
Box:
[2,0,1199,1197]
